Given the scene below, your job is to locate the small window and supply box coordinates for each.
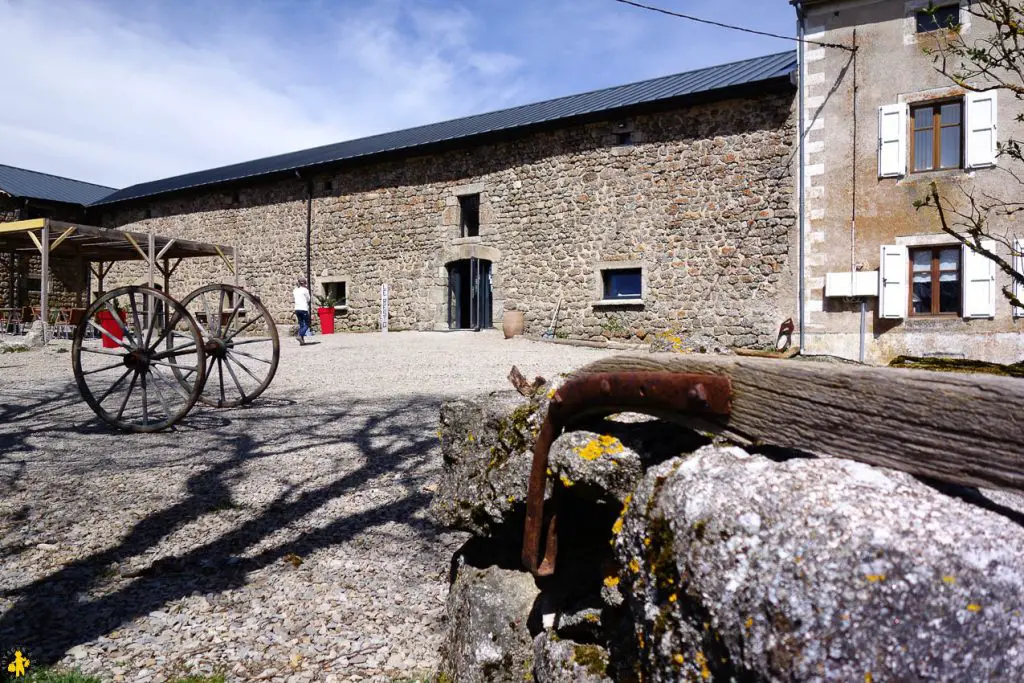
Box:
[602,268,642,301]
[911,100,962,172]
[459,194,480,238]
[910,246,960,315]
[614,131,633,146]
[26,276,41,293]
[324,281,347,307]
[322,179,333,193]
[916,4,959,32]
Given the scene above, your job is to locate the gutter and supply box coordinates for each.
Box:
[796,1,807,353]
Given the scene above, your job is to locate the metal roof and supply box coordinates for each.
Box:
[0,164,116,205]
[94,50,797,207]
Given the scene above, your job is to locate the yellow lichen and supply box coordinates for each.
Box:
[603,575,620,588]
[612,516,624,535]
[942,575,956,584]
[673,653,684,666]
[559,474,575,488]
[865,574,886,583]
[643,537,652,547]
[467,433,475,442]
[967,603,982,613]
[507,496,516,503]
[574,434,625,461]
[695,651,711,680]
[629,559,640,573]
[865,673,873,683]
[744,617,754,629]
[668,593,677,603]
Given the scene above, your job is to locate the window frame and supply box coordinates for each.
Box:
[600,267,643,302]
[909,98,964,173]
[323,281,347,308]
[915,3,960,33]
[458,193,481,238]
[908,245,961,317]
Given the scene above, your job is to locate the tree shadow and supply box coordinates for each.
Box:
[0,385,451,666]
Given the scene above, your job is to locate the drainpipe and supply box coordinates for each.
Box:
[796,2,807,353]
[297,171,313,315]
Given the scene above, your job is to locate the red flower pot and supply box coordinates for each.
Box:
[97,309,127,348]
[317,307,335,335]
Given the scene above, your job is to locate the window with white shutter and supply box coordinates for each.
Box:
[879,244,908,318]
[962,239,997,318]
[1013,237,1023,318]
[965,90,998,169]
[878,103,907,178]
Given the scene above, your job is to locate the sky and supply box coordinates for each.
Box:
[0,0,797,189]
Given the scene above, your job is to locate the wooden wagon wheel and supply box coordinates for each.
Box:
[72,286,207,432]
[174,284,280,408]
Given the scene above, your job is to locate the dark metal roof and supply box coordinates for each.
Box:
[0,164,116,205]
[95,50,797,207]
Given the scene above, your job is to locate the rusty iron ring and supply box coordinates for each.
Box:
[521,371,732,577]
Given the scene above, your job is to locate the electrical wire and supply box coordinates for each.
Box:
[613,0,856,52]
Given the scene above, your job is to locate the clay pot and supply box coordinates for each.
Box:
[502,310,524,339]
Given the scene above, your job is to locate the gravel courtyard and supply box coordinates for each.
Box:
[0,331,620,682]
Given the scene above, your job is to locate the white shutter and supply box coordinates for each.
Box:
[878,103,907,178]
[1013,237,1023,318]
[965,90,998,169]
[879,244,908,319]
[962,240,997,318]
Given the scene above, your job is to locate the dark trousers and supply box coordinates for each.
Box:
[295,309,311,337]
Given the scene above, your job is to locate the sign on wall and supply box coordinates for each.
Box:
[380,283,389,333]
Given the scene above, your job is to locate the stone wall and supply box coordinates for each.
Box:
[104,92,797,348]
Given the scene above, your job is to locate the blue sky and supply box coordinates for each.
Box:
[0,0,797,188]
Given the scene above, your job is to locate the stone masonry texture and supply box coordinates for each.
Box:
[103,93,797,348]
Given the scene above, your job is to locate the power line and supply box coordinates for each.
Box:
[613,0,856,52]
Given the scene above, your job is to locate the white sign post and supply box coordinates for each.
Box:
[379,283,389,333]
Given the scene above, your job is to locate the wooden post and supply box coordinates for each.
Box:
[148,231,156,288]
[40,221,49,339]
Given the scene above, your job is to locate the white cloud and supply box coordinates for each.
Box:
[0,0,526,188]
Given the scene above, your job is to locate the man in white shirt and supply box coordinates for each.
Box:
[293,277,311,345]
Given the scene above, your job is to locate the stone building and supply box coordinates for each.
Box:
[794,0,1024,362]
[88,52,800,348]
[0,164,115,311]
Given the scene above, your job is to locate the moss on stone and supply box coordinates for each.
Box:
[572,644,609,677]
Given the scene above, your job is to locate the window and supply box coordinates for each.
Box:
[911,101,962,171]
[322,179,333,193]
[601,268,642,301]
[916,4,959,32]
[323,281,346,307]
[910,246,960,315]
[614,131,633,146]
[459,194,480,238]
[26,276,41,293]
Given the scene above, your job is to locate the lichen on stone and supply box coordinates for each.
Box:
[571,643,609,677]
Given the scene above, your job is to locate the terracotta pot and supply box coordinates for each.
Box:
[502,310,524,339]
[317,307,335,334]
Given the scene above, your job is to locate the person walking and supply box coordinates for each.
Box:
[293,276,311,345]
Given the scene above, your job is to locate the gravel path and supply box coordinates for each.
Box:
[0,331,621,682]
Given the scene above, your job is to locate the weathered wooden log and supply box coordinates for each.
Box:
[573,354,1024,493]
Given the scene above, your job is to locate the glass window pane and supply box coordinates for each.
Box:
[939,280,960,312]
[913,107,934,130]
[940,103,961,125]
[912,250,932,270]
[938,248,959,271]
[913,282,933,313]
[914,130,934,170]
[940,126,961,168]
[603,269,642,299]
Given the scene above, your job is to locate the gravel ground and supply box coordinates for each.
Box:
[0,330,621,682]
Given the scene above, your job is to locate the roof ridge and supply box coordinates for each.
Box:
[0,163,118,191]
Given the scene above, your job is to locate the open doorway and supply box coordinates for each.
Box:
[447,258,492,330]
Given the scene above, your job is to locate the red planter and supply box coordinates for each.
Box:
[317,307,335,335]
[97,310,127,348]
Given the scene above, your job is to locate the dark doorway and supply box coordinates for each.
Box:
[447,258,492,330]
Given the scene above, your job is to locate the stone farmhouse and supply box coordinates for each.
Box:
[795,0,1024,362]
[2,0,1022,363]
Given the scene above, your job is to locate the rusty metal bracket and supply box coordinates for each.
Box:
[521,371,733,577]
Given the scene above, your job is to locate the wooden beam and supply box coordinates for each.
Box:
[50,226,78,251]
[0,218,46,234]
[26,230,43,253]
[574,354,1024,494]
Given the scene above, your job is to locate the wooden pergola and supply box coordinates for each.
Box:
[0,218,237,332]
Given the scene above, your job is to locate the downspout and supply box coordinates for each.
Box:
[796,2,807,353]
[297,171,313,316]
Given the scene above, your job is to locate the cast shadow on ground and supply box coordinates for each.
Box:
[0,386,448,666]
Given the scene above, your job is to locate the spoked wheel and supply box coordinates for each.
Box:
[175,284,280,408]
[72,286,207,432]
